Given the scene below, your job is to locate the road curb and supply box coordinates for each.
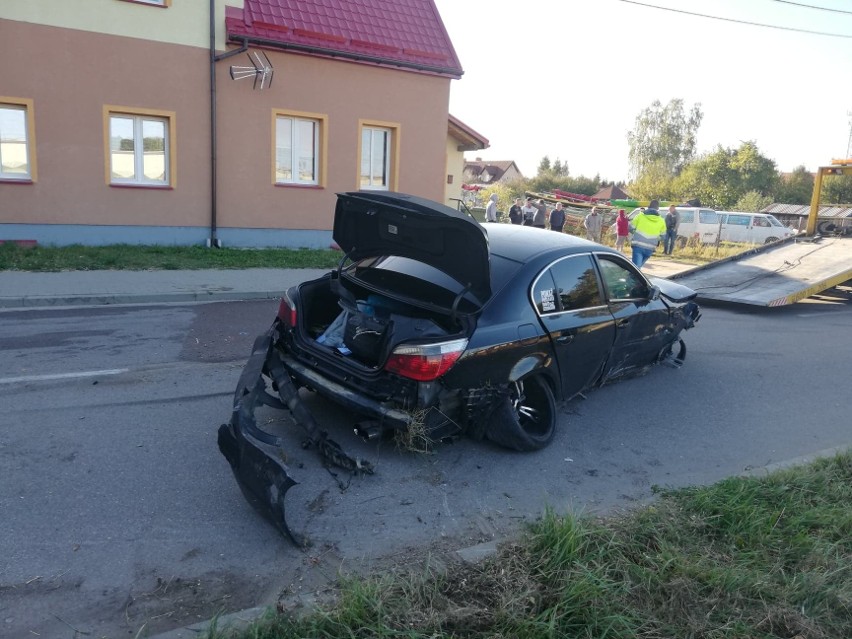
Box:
[0,290,288,309]
[739,444,851,477]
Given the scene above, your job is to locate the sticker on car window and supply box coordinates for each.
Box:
[540,288,556,312]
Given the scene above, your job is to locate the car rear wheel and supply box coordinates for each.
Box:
[485,375,556,451]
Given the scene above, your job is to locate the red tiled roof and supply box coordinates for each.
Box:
[225,0,463,77]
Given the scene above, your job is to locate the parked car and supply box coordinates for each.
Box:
[218,192,701,538]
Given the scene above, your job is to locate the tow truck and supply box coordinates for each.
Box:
[669,160,852,306]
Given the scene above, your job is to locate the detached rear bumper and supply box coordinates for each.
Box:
[218,328,375,544]
[217,330,301,544]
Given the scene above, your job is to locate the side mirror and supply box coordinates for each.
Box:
[649,285,661,301]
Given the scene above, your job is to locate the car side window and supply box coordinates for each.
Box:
[597,256,650,300]
[699,210,719,224]
[680,211,694,223]
[548,255,603,311]
[753,217,770,227]
[727,214,750,226]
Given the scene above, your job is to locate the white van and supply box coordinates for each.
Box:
[716,212,795,244]
[670,207,721,245]
[646,207,795,246]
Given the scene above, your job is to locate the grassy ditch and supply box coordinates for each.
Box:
[209,450,851,639]
[0,243,341,271]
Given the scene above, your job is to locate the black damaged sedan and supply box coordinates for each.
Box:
[218,192,699,538]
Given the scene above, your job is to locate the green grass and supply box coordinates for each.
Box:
[0,243,341,272]
[207,450,852,639]
[1,232,764,272]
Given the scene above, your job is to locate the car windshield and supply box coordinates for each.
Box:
[768,215,784,227]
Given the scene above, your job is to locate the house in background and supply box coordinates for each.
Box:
[462,159,523,187]
[0,0,464,248]
[445,115,489,209]
[592,184,630,201]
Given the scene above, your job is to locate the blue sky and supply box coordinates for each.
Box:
[433,0,852,181]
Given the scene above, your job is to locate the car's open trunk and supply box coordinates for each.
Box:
[295,273,472,369]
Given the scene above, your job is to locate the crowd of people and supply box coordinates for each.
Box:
[486,195,681,268]
[505,196,568,231]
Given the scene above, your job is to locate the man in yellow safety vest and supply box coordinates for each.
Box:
[629,199,667,267]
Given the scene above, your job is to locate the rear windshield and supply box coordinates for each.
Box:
[345,253,520,314]
[345,256,478,313]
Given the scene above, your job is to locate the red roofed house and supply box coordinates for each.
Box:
[0,0,470,247]
[463,159,524,187]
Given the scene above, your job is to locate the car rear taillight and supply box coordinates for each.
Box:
[277,292,297,328]
[383,338,468,382]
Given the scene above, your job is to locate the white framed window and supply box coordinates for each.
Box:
[0,99,36,181]
[275,115,320,185]
[105,107,175,187]
[360,125,392,190]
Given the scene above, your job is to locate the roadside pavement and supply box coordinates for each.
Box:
[0,258,696,310]
[0,267,327,309]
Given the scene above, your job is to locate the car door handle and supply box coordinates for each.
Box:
[616,319,630,328]
[556,335,574,344]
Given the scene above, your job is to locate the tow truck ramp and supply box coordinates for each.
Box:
[670,235,851,307]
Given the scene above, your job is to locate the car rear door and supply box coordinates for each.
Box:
[593,253,671,373]
[531,254,616,399]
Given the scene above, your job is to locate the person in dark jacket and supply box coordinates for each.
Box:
[663,204,680,254]
[508,198,523,225]
[549,202,566,232]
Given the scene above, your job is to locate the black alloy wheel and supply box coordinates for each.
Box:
[486,375,557,451]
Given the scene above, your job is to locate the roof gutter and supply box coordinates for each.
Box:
[227,33,463,79]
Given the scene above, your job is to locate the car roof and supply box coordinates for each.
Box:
[485,223,607,262]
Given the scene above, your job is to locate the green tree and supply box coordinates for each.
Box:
[730,141,778,195]
[775,166,815,205]
[552,158,569,177]
[537,156,552,175]
[674,142,777,209]
[735,190,774,212]
[820,174,852,204]
[628,159,675,201]
[627,99,703,179]
[479,183,517,222]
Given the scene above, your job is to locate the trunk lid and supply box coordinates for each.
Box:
[333,192,492,305]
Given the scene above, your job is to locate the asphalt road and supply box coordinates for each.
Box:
[1,287,850,638]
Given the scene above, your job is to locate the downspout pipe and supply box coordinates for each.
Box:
[209,0,247,248]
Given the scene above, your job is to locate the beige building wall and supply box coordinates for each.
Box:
[2,0,242,50]
[214,51,450,231]
[444,137,465,208]
[1,6,453,243]
[0,20,211,228]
